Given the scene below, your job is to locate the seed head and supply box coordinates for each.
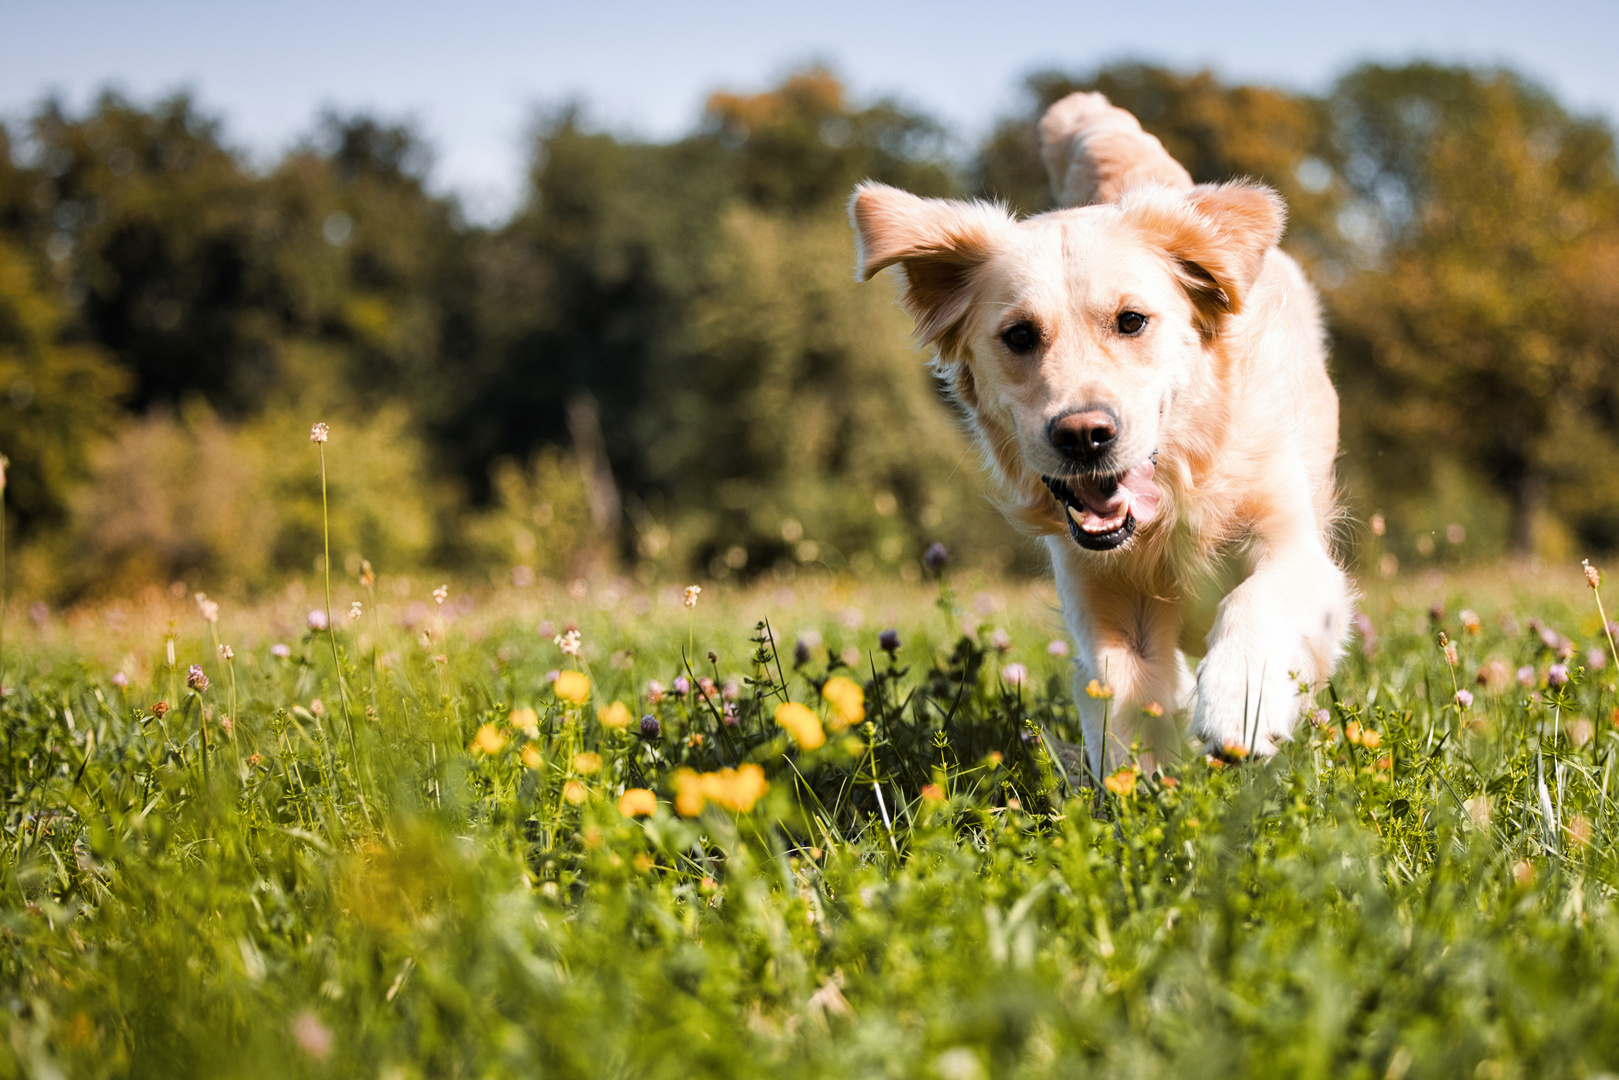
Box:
[309,422,329,444]
[684,584,702,608]
[186,664,208,692]
[1585,560,1601,589]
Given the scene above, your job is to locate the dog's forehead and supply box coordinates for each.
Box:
[992,207,1171,307]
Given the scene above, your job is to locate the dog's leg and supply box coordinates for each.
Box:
[1051,543,1187,779]
[1191,529,1350,757]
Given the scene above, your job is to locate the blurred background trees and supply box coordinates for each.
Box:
[2,60,1617,598]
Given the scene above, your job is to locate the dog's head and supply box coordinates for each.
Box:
[850,180,1284,552]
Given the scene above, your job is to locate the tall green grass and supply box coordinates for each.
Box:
[4,562,1619,1078]
[6,426,1619,1077]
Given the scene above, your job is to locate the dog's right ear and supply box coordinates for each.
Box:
[850,182,1013,355]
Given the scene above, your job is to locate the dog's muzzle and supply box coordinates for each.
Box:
[1042,453,1162,552]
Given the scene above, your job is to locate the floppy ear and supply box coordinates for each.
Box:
[1120,180,1286,332]
[850,181,1014,355]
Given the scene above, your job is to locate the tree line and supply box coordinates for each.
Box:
[2,61,1616,597]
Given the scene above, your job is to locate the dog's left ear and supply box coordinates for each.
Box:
[1122,180,1286,331]
[850,181,1014,356]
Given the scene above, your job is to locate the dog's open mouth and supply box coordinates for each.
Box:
[1043,458,1163,551]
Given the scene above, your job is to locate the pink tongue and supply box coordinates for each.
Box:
[1070,460,1162,533]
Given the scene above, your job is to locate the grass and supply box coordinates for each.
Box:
[5,560,1619,1079]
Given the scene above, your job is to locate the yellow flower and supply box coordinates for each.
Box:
[672,765,769,816]
[673,769,705,816]
[775,702,825,750]
[509,707,540,738]
[921,783,946,802]
[618,788,658,817]
[597,701,633,729]
[521,745,543,770]
[554,670,589,704]
[471,723,508,755]
[572,751,602,774]
[821,676,865,730]
[1103,767,1138,797]
[562,780,588,805]
[1085,679,1114,699]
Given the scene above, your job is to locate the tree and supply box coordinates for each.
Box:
[0,236,127,543]
[1325,64,1619,555]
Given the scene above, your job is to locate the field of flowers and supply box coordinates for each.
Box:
[5,555,1619,1078]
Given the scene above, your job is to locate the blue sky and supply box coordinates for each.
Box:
[3,0,1616,222]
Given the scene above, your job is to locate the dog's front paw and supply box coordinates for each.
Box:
[1190,650,1306,759]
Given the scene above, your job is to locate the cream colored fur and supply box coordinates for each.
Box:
[850,92,1350,776]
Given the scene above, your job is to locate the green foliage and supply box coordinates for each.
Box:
[6,573,1619,1076]
[644,205,1020,576]
[0,235,127,542]
[461,447,595,582]
[63,401,443,593]
[6,62,1619,594]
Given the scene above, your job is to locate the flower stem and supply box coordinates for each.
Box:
[319,442,358,763]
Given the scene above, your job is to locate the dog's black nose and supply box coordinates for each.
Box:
[1047,408,1118,463]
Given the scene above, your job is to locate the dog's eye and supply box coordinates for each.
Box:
[1116,311,1147,336]
[1001,322,1038,353]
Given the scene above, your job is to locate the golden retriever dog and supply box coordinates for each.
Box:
[850,92,1350,775]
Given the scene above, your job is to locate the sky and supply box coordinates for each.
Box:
[3,0,1617,223]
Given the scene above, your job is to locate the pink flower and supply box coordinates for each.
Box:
[1454,689,1474,709]
[111,671,129,688]
[291,1010,332,1059]
[307,609,329,631]
[271,643,292,659]
[1046,639,1070,657]
[1002,662,1029,688]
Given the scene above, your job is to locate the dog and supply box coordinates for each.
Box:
[850,92,1350,775]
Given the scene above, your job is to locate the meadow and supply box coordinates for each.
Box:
[5,538,1619,1080]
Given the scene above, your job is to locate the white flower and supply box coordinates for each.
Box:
[684,584,702,608]
[349,601,363,621]
[309,422,329,444]
[432,584,448,605]
[554,629,582,657]
[195,593,220,623]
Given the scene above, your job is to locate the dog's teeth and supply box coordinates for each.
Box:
[1068,505,1085,526]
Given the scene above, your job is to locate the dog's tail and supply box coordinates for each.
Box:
[1038,92,1193,207]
